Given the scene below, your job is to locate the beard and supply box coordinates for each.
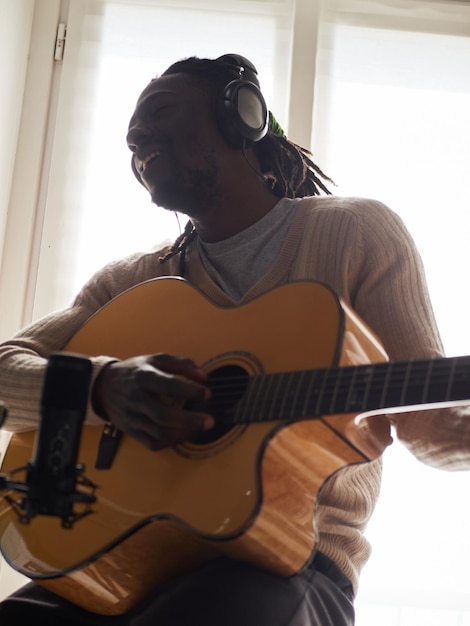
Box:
[147,146,222,218]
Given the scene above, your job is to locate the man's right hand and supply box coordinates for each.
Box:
[92,354,214,450]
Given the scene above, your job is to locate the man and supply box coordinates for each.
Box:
[0,54,469,625]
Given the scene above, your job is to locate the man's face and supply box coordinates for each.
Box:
[127,74,229,216]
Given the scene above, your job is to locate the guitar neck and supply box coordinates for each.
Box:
[227,355,470,423]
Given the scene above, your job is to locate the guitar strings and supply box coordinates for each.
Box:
[204,356,470,419]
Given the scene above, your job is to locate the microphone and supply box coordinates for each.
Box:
[0,353,97,528]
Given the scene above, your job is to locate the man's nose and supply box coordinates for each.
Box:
[126,122,151,152]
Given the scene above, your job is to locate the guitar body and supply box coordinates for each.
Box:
[0,279,390,614]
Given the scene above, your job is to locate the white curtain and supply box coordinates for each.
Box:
[0,0,34,291]
[314,1,470,358]
[1,1,470,623]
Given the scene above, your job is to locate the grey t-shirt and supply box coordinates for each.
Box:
[196,198,299,300]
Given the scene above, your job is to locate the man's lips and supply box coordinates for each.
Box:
[136,151,161,173]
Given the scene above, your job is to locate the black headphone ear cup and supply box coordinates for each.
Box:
[217,80,268,146]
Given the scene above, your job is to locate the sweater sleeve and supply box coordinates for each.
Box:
[0,248,172,432]
[347,200,470,470]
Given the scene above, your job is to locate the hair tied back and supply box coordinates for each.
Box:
[268,112,285,137]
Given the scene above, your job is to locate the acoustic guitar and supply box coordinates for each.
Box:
[0,278,469,615]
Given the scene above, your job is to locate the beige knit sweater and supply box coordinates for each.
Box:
[1,196,469,593]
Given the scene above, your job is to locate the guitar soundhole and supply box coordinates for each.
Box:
[189,364,250,445]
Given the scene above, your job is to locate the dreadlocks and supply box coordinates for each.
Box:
[255,125,333,198]
[158,56,333,269]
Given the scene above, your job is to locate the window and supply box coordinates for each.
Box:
[1,1,470,623]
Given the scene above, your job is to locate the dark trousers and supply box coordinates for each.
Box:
[0,552,354,625]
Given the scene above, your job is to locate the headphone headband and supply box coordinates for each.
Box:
[215,54,261,87]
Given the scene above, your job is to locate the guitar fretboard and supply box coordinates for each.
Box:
[210,356,470,424]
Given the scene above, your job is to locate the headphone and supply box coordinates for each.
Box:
[215,54,268,146]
